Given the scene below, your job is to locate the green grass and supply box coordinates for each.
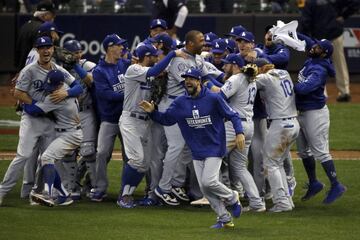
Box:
[0,160,359,240]
[0,104,359,151]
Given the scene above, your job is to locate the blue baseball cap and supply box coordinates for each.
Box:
[63,39,82,52]
[102,34,127,51]
[44,70,64,92]
[204,32,219,46]
[38,21,63,35]
[150,19,168,30]
[35,36,53,48]
[236,31,255,43]
[136,44,160,58]
[221,53,245,67]
[151,33,175,50]
[225,38,237,53]
[181,68,202,80]
[316,39,333,58]
[225,25,247,38]
[211,38,227,54]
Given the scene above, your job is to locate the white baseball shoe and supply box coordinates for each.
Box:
[243,206,267,213]
[30,191,54,207]
[190,197,210,206]
[171,187,190,202]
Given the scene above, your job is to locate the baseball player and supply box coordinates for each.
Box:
[202,32,219,54]
[61,39,97,199]
[0,37,82,206]
[254,58,299,212]
[207,54,266,212]
[295,33,346,204]
[140,68,244,229]
[205,38,227,71]
[153,30,221,206]
[20,20,64,200]
[90,34,130,202]
[117,44,187,208]
[24,70,83,207]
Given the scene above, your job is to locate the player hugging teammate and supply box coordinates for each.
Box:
[0,17,347,228]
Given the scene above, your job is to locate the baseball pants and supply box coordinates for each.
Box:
[193,157,238,223]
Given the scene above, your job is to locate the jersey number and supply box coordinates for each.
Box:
[280,80,293,97]
[247,87,256,105]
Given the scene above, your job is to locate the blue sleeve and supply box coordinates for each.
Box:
[263,47,290,67]
[23,101,44,116]
[149,100,179,126]
[297,33,316,51]
[93,69,124,102]
[216,73,225,83]
[74,64,88,79]
[147,51,176,78]
[67,80,84,97]
[203,74,223,87]
[216,95,243,134]
[294,67,327,94]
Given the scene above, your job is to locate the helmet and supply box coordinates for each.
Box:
[63,40,82,53]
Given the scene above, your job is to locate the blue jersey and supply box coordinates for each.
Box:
[294,57,335,111]
[150,87,243,160]
[256,43,290,70]
[92,58,129,123]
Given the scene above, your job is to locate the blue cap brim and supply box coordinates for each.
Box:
[181,73,201,80]
[221,59,231,64]
[211,49,225,54]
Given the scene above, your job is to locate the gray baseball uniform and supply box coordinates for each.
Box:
[256,69,299,210]
[221,73,264,210]
[0,62,74,200]
[156,50,209,194]
[61,60,98,194]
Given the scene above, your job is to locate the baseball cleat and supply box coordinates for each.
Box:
[55,195,74,206]
[90,189,107,202]
[242,206,266,213]
[117,195,135,208]
[230,191,242,218]
[301,181,324,201]
[323,183,346,204]
[268,204,292,213]
[70,191,81,201]
[171,187,190,202]
[136,197,160,206]
[155,187,180,206]
[190,197,210,206]
[210,221,235,229]
[30,191,54,207]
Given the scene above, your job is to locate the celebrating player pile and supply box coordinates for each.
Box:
[0,18,346,229]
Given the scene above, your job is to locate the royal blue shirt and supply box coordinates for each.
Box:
[93,58,129,123]
[150,87,243,160]
[256,43,290,70]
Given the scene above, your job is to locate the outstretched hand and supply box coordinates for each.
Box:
[139,100,155,113]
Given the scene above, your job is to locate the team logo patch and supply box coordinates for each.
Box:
[192,109,200,119]
[177,63,187,72]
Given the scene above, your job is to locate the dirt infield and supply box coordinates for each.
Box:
[1,82,360,106]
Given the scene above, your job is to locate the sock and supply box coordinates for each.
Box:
[54,170,69,197]
[43,164,55,197]
[121,163,145,196]
[321,160,339,187]
[302,156,317,183]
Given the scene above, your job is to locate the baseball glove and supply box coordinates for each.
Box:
[151,72,168,105]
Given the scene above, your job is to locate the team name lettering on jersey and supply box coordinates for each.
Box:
[33,79,44,91]
[298,67,306,83]
[186,109,212,129]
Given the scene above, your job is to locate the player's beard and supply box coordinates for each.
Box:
[308,48,321,58]
[186,82,199,96]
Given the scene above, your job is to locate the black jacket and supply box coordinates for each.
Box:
[15,17,44,71]
[299,0,360,40]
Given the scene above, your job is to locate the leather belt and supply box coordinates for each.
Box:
[55,125,82,132]
[130,112,149,121]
